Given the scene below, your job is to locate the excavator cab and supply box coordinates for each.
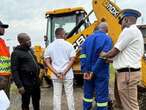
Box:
[45,7,89,46]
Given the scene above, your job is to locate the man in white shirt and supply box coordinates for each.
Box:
[100,9,144,110]
[44,28,76,110]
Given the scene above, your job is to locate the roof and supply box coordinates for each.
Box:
[45,7,85,17]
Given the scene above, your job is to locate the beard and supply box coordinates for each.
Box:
[0,33,4,35]
[25,45,31,49]
[26,44,31,48]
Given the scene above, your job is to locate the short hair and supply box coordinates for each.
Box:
[17,33,29,43]
[17,33,29,39]
[55,28,64,36]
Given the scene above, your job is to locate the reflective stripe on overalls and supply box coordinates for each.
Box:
[97,102,108,107]
[83,97,93,103]
[80,54,87,59]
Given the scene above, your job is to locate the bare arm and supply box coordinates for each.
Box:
[106,47,120,58]
[62,57,75,76]
[100,47,120,58]
[44,57,58,76]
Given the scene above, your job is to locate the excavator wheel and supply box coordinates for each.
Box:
[138,85,146,110]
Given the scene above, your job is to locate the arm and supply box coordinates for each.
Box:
[62,57,75,76]
[62,44,76,76]
[80,41,88,73]
[80,41,93,80]
[100,47,120,59]
[100,29,132,59]
[30,48,44,69]
[44,46,60,77]
[101,37,116,60]
[11,52,23,89]
[44,57,59,77]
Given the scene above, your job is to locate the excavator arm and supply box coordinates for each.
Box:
[44,1,146,91]
[65,0,122,73]
[93,0,121,43]
[67,0,122,52]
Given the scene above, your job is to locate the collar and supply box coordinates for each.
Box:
[130,24,137,28]
[16,45,30,51]
[55,38,64,41]
[94,30,106,34]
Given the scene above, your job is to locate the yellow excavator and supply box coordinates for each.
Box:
[34,0,146,109]
[44,0,122,75]
[44,0,146,82]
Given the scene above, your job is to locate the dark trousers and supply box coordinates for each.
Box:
[21,85,40,110]
[0,75,11,98]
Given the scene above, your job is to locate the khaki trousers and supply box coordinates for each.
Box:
[114,71,140,110]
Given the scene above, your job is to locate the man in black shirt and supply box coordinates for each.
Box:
[11,33,40,110]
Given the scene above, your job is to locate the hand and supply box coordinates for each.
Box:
[18,87,25,94]
[99,52,107,58]
[105,58,113,63]
[60,74,65,80]
[55,72,63,80]
[100,51,107,57]
[60,71,67,80]
[83,72,93,80]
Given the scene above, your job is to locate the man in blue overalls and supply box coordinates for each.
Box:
[80,22,112,110]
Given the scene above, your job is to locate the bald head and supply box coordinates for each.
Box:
[98,22,108,33]
[17,33,31,48]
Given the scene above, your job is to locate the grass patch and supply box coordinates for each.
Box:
[109,64,115,87]
[10,83,18,93]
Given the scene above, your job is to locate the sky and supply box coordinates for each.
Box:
[0,0,146,49]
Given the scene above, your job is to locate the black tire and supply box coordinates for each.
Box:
[138,85,146,110]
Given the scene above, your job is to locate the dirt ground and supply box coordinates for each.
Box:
[8,65,115,110]
[9,84,114,110]
[9,83,83,110]
[8,72,115,110]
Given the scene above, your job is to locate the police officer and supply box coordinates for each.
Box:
[80,22,112,110]
[100,9,143,110]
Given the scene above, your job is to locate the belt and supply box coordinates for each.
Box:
[117,68,140,72]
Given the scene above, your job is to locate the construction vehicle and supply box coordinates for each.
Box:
[44,0,146,83]
[44,0,121,76]
[43,0,146,109]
